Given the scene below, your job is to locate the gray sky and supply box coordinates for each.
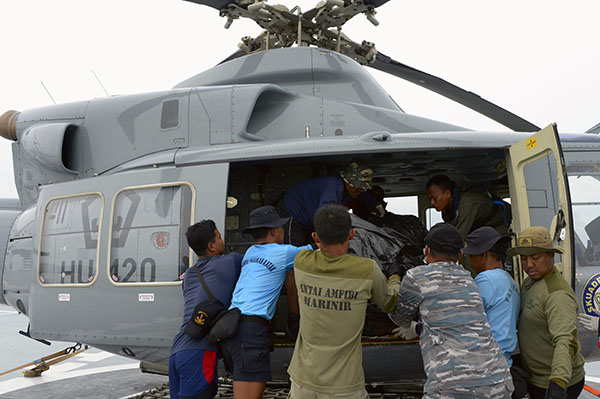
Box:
[1,0,599,199]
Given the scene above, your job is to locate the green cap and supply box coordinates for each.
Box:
[340,162,373,190]
[506,226,564,257]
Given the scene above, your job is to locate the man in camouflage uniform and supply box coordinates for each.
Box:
[389,223,513,398]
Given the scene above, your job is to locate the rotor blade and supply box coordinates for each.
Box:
[586,122,600,134]
[183,0,239,11]
[370,52,540,132]
[363,0,391,8]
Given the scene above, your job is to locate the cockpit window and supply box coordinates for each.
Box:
[108,183,194,285]
[38,193,103,286]
[568,173,600,267]
[566,156,600,267]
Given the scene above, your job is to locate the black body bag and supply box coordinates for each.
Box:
[184,266,227,340]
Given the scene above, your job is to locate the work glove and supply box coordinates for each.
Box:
[578,313,600,332]
[545,381,566,399]
[392,321,421,340]
[375,204,386,218]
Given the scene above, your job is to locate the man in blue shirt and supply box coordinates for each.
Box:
[280,162,374,246]
[463,226,519,367]
[223,206,312,399]
[464,226,524,398]
[169,220,242,399]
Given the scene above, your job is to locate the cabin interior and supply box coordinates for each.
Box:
[224,147,510,342]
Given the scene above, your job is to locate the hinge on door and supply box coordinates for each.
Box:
[552,208,567,242]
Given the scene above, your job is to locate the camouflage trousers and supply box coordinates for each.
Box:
[423,380,514,399]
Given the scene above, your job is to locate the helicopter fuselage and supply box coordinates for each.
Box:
[1,46,598,390]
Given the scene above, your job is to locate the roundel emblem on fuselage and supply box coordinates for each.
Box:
[152,231,170,250]
[582,273,600,316]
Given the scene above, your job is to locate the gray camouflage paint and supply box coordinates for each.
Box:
[389,261,513,394]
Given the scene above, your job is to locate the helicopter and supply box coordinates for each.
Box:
[1,0,600,393]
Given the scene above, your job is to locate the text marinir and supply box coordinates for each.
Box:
[299,283,359,311]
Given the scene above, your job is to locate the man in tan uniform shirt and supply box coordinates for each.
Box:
[507,226,585,399]
[287,204,400,399]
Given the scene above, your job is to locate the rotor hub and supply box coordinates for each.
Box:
[221,0,379,64]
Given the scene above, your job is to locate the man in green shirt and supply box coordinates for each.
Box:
[287,204,400,399]
[426,175,509,240]
[507,226,585,399]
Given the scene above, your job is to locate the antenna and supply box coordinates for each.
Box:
[91,69,110,97]
[40,82,56,104]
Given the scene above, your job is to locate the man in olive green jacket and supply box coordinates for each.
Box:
[287,204,400,399]
[508,226,585,399]
[426,175,509,240]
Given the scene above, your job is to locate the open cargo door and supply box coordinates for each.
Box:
[506,123,574,287]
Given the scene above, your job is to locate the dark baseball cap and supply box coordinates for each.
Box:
[463,226,511,256]
[241,206,289,234]
[425,223,463,255]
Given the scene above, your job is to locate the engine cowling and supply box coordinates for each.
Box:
[0,110,19,141]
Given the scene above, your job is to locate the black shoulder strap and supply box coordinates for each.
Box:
[193,265,215,300]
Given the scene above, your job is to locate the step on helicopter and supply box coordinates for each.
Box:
[1,0,600,392]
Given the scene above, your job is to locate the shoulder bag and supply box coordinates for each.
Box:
[183,266,226,340]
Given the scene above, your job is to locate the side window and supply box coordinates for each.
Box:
[109,183,194,285]
[161,99,179,130]
[385,196,418,217]
[39,193,103,286]
[523,153,560,230]
[425,208,443,229]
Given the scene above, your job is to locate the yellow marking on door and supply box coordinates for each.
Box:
[526,137,537,150]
